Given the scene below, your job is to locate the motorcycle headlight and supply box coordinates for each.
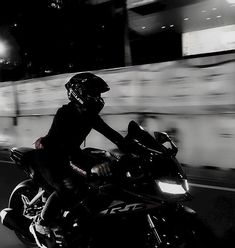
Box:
[157,179,189,195]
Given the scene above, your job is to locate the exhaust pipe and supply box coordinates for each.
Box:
[0,208,32,239]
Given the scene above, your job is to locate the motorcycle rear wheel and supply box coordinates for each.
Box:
[8,179,39,248]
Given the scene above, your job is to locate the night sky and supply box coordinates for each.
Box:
[0,0,126,81]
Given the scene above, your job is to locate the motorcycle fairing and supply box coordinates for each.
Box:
[99,200,158,216]
[124,121,188,192]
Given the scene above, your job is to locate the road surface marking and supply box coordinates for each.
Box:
[189,182,235,192]
[0,160,14,164]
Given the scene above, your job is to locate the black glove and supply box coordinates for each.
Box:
[91,161,112,177]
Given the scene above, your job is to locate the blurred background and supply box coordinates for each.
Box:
[0,0,235,168]
[1,0,235,247]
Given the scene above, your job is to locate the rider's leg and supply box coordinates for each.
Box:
[39,167,89,224]
[40,191,62,224]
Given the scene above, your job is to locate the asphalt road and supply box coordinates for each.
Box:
[0,149,235,247]
[0,149,27,248]
[184,166,235,245]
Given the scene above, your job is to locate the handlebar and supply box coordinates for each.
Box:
[86,154,146,186]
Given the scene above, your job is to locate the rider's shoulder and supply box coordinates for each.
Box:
[56,103,72,115]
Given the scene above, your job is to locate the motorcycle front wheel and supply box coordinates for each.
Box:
[8,179,39,248]
[148,209,220,248]
[174,215,219,248]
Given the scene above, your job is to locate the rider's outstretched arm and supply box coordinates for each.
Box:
[92,115,128,153]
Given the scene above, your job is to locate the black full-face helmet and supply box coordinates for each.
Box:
[65,72,110,114]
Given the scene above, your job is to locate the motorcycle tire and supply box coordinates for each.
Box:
[148,207,220,248]
[8,179,39,248]
[178,215,219,248]
[160,215,219,248]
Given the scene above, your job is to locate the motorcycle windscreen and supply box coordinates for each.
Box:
[151,154,186,181]
[126,121,164,152]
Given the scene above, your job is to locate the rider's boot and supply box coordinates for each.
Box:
[34,216,51,235]
[29,215,54,248]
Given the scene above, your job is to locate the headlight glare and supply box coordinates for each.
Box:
[157,180,188,194]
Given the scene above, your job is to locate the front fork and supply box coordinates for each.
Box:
[147,214,162,247]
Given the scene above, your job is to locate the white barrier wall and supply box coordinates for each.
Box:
[1,53,235,168]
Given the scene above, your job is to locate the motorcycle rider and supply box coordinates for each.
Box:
[30,72,127,242]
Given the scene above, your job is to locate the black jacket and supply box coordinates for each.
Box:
[41,102,125,167]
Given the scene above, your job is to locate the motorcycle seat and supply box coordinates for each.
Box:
[10,147,35,165]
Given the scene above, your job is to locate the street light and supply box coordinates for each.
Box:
[0,39,8,59]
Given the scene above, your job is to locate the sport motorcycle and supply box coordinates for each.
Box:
[0,120,217,248]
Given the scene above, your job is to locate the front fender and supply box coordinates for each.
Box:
[150,203,198,227]
[149,204,217,247]
[176,204,197,216]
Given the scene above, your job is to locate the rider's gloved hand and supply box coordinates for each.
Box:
[91,162,112,177]
[63,178,75,190]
